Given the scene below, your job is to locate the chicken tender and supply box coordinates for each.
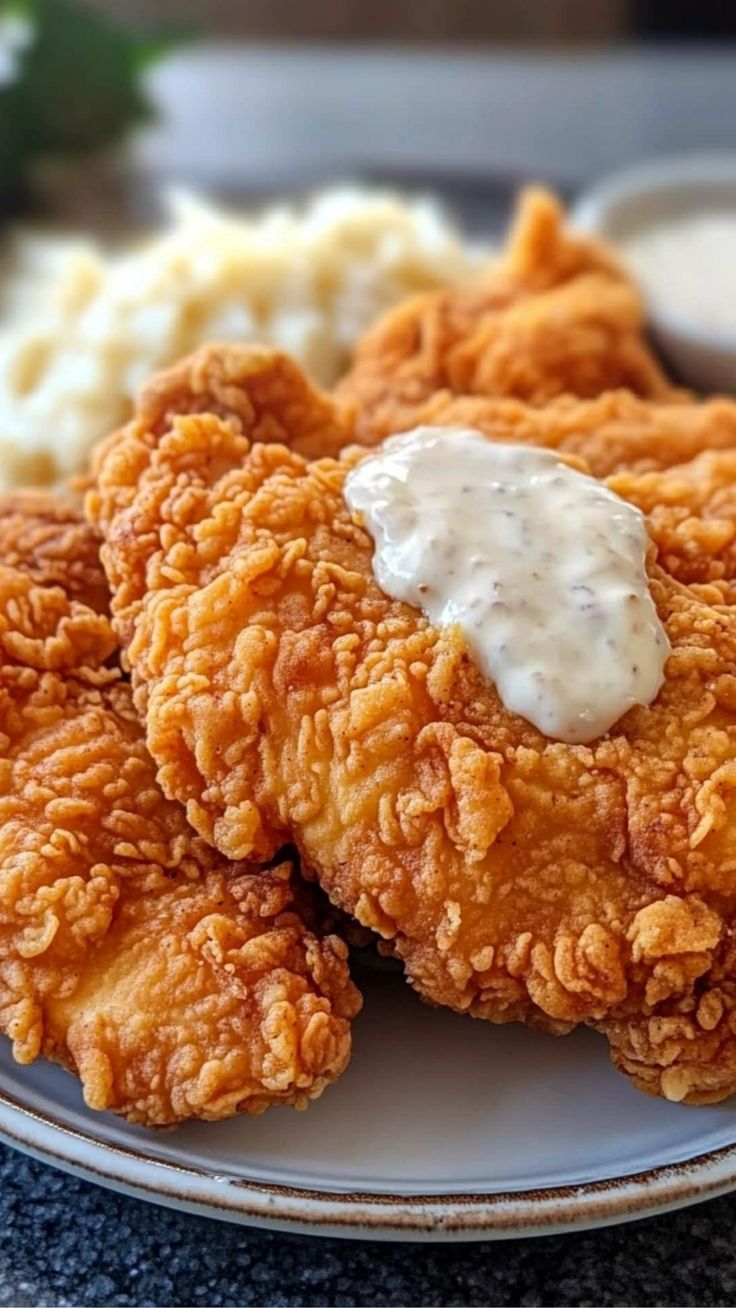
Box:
[0,500,359,1125]
[337,188,678,445]
[94,344,736,1105]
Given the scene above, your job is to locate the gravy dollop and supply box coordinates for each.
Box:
[345,426,670,744]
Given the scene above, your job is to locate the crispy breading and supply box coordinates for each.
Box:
[601,957,736,1106]
[93,343,736,1104]
[337,188,679,445]
[0,489,109,612]
[0,504,359,1125]
[93,342,353,523]
[608,450,736,598]
[91,343,354,653]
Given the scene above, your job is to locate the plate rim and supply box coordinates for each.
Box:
[0,1079,733,1241]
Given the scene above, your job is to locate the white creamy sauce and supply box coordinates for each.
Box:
[621,211,736,335]
[345,427,670,744]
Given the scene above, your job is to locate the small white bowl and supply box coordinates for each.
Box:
[572,153,736,394]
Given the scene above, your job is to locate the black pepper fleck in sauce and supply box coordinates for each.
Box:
[344,427,670,743]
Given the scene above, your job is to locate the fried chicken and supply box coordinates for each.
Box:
[0,489,109,612]
[337,188,679,445]
[93,343,736,1105]
[0,495,359,1125]
[608,450,736,599]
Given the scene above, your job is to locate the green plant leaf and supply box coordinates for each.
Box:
[0,0,189,206]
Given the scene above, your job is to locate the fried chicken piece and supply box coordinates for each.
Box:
[0,489,109,612]
[0,508,359,1126]
[337,188,679,445]
[93,344,736,1105]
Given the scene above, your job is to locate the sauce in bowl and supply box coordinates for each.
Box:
[621,211,736,338]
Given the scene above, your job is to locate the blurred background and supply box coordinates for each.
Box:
[2,0,736,236]
[79,0,736,42]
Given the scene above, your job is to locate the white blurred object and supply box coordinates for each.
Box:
[0,11,32,89]
[138,44,736,193]
[0,186,487,489]
[573,153,736,394]
[622,213,736,339]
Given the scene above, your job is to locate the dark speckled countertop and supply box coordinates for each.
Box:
[0,1144,729,1306]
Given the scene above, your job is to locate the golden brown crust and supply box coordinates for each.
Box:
[0,505,360,1125]
[92,343,354,531]
[0,489,109,613]
[337,188,679,445]
[94,339,736,1104]
[608,449,736,599]
[600,937,736,1105]
[89,343,356,655]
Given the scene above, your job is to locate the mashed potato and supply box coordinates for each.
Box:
[0,187,485,488]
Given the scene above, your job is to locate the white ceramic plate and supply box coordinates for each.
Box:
[2,968,736,1241]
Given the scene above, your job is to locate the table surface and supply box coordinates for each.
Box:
[2,1142,736,1307]
[7,40,736,1308]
